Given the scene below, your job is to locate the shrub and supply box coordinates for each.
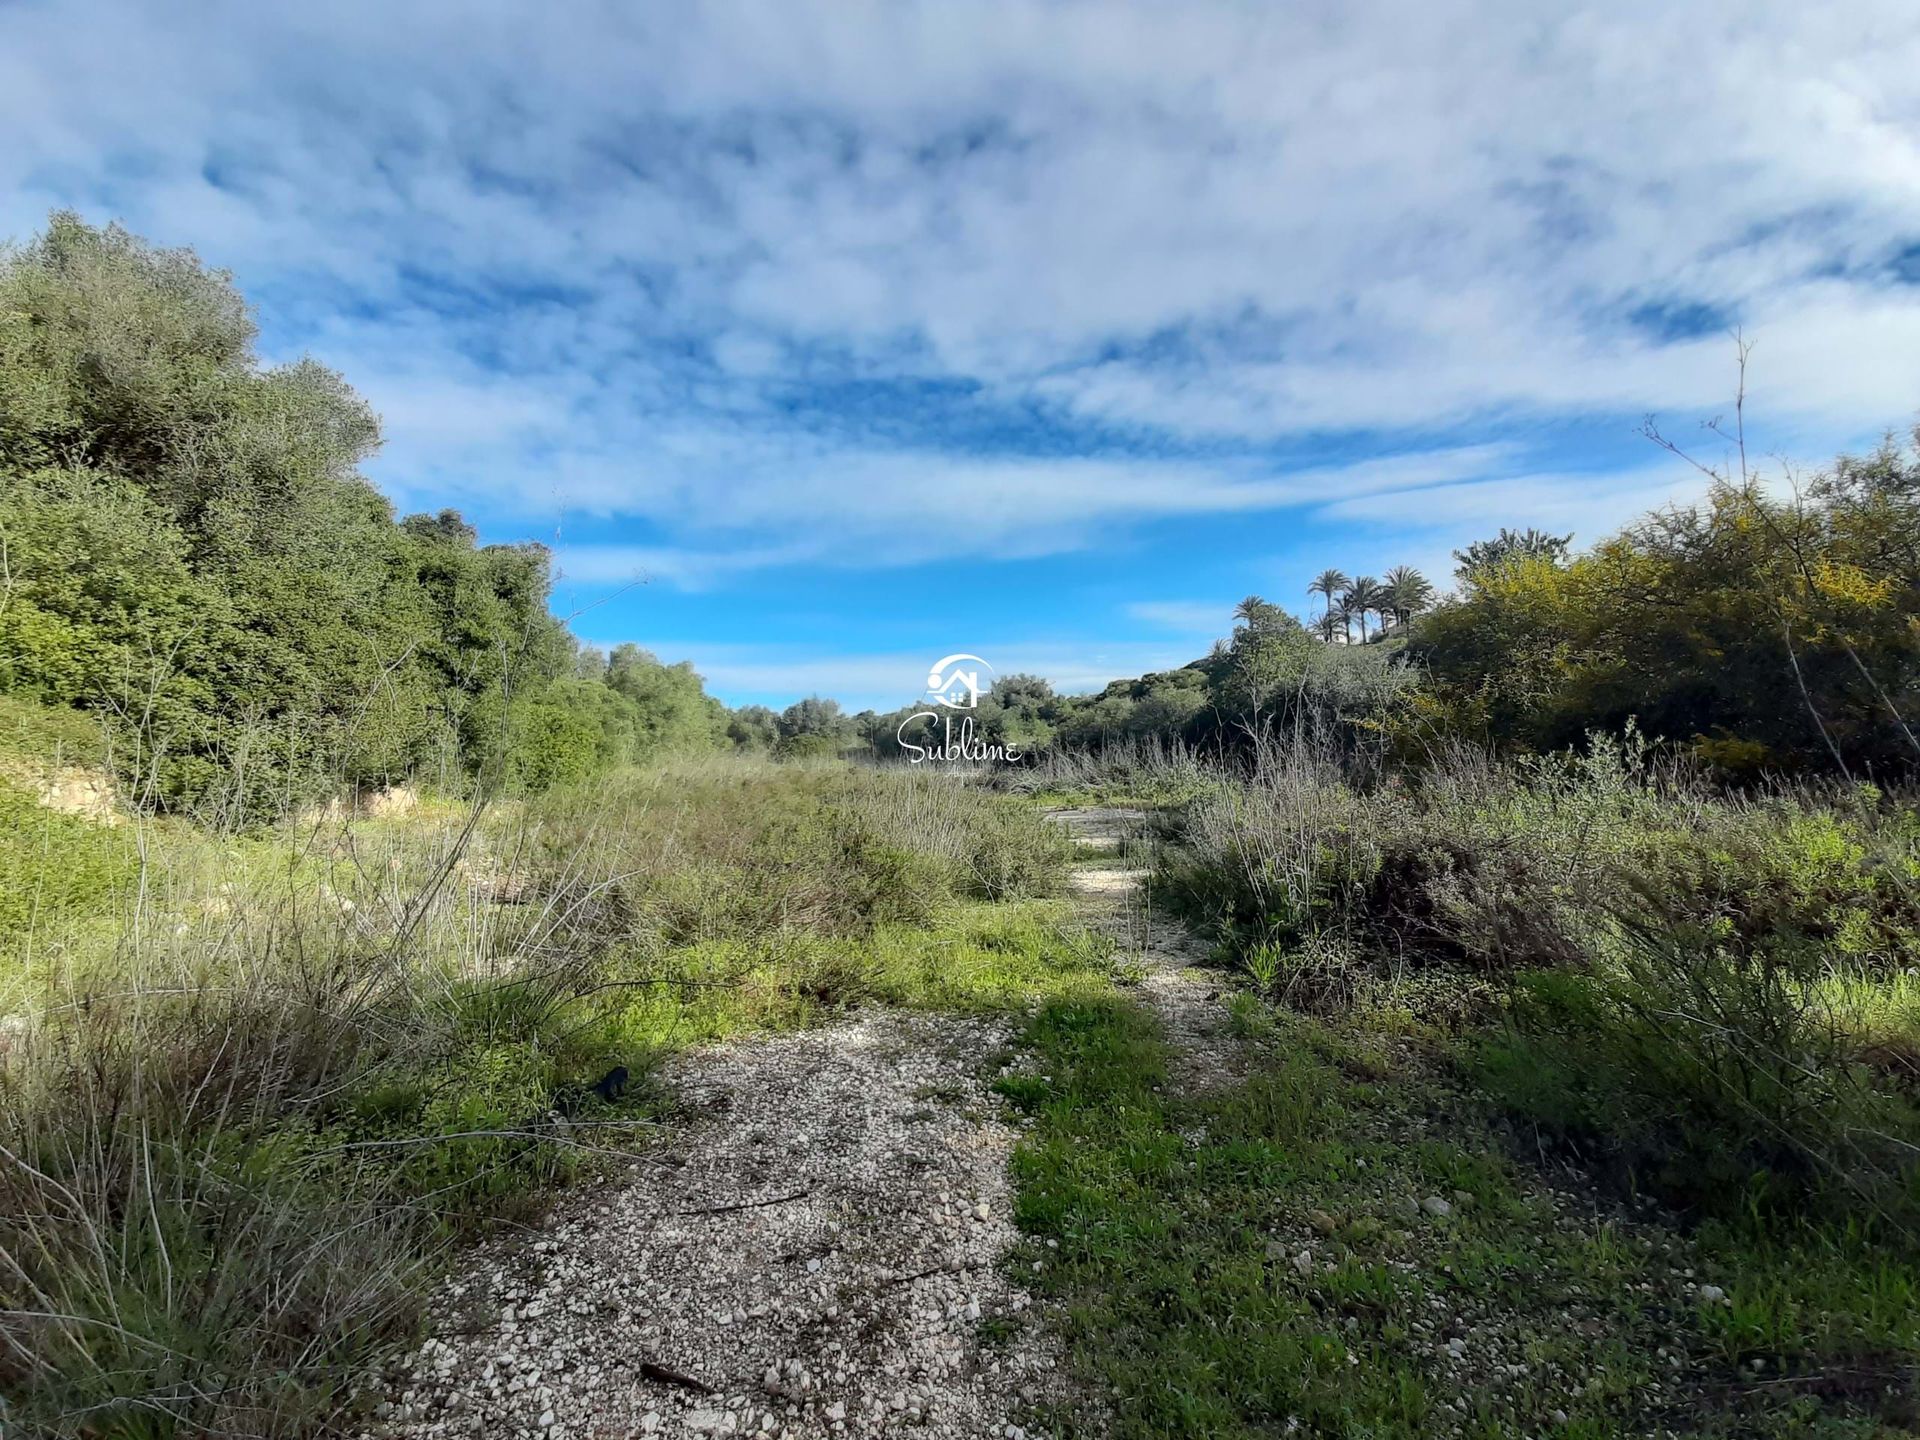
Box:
[1484,908,1920,1219]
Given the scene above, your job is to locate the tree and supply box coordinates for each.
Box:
[1343,576,1385,643]
[726,705,779,751]
[991,673,1054,708]
[1307,569,1350,636]
[0,211,736,812]
[1381,565,1434,629]
[1234,595,1291,637]
[1453,528,1573,583]
[1413,448,1920,775]
[603,644,721,757]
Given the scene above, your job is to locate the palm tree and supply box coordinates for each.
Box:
[1306,568,1349,639]
[1315,610,1343,644]
[1381,565,1433,630]
[1234,594,1286,636]
[1344,576,1383,642]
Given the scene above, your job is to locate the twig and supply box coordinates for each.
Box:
[639,1360,714,1395]
[670,1187,813,1217]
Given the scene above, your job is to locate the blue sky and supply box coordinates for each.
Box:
[7,1,1920,711]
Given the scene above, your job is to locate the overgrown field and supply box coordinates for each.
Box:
[1003,740,1920,1437]
[0,742,1097,1438]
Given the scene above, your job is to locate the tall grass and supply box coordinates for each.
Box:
[0,753,1075,1437]
[996,735,1216,806]
[1152,732,1920,1218]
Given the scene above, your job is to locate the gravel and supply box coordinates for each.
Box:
[368,1012,1059,1440]
[1050,807,1242,1092]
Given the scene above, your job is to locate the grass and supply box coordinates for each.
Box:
[998,982,1919,1438]
[0,750,1105,1438]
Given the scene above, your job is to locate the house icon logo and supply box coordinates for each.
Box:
[926,653,993,710]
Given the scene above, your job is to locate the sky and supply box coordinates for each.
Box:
[6,1,1920,711]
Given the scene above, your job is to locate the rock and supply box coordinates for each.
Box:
[1307,1209,1338,1236]
[686,1409,728,1434]
[1291,1249,1314,1277]
[536,1408,555,1429]
[825,1400,847,1422]
[973,1203,991,1221]
[1420,1195,1453,1218]
[1697,1284,1726,1304]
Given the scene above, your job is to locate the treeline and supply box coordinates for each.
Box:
[880,458,1920,779]
[1415,462,1920,775]
[0,215,748,820]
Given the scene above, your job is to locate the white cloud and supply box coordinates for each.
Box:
[5,0,1919,567]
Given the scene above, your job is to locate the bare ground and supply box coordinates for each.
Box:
[372,1013,1058,1440]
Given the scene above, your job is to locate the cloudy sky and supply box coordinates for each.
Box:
[7,1,1920,709]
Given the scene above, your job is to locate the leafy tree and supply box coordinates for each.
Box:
[603,644,722,757]
[1234,595,1292,637]
[0,212,738,813]
[1416,454,1920,775]
[726,704,780,751]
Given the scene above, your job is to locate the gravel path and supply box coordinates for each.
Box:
[1047,807,1241,1090]
[372,1013,1057,1440]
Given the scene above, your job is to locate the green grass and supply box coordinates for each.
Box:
[998,987,1916,1438]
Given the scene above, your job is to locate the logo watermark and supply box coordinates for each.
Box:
[899,653,1022,764]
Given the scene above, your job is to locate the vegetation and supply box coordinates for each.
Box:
[9,202,1920,1438]
[0,215,743,823]
[999,992,1842,1438]
[1068,731,1920,1435]
[0,749,1091,1437]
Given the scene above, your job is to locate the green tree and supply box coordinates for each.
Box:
[0,212,737,812]
[1343,576,1385,643]
[1307,568,1350,635]
[1381,565,1434,629]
